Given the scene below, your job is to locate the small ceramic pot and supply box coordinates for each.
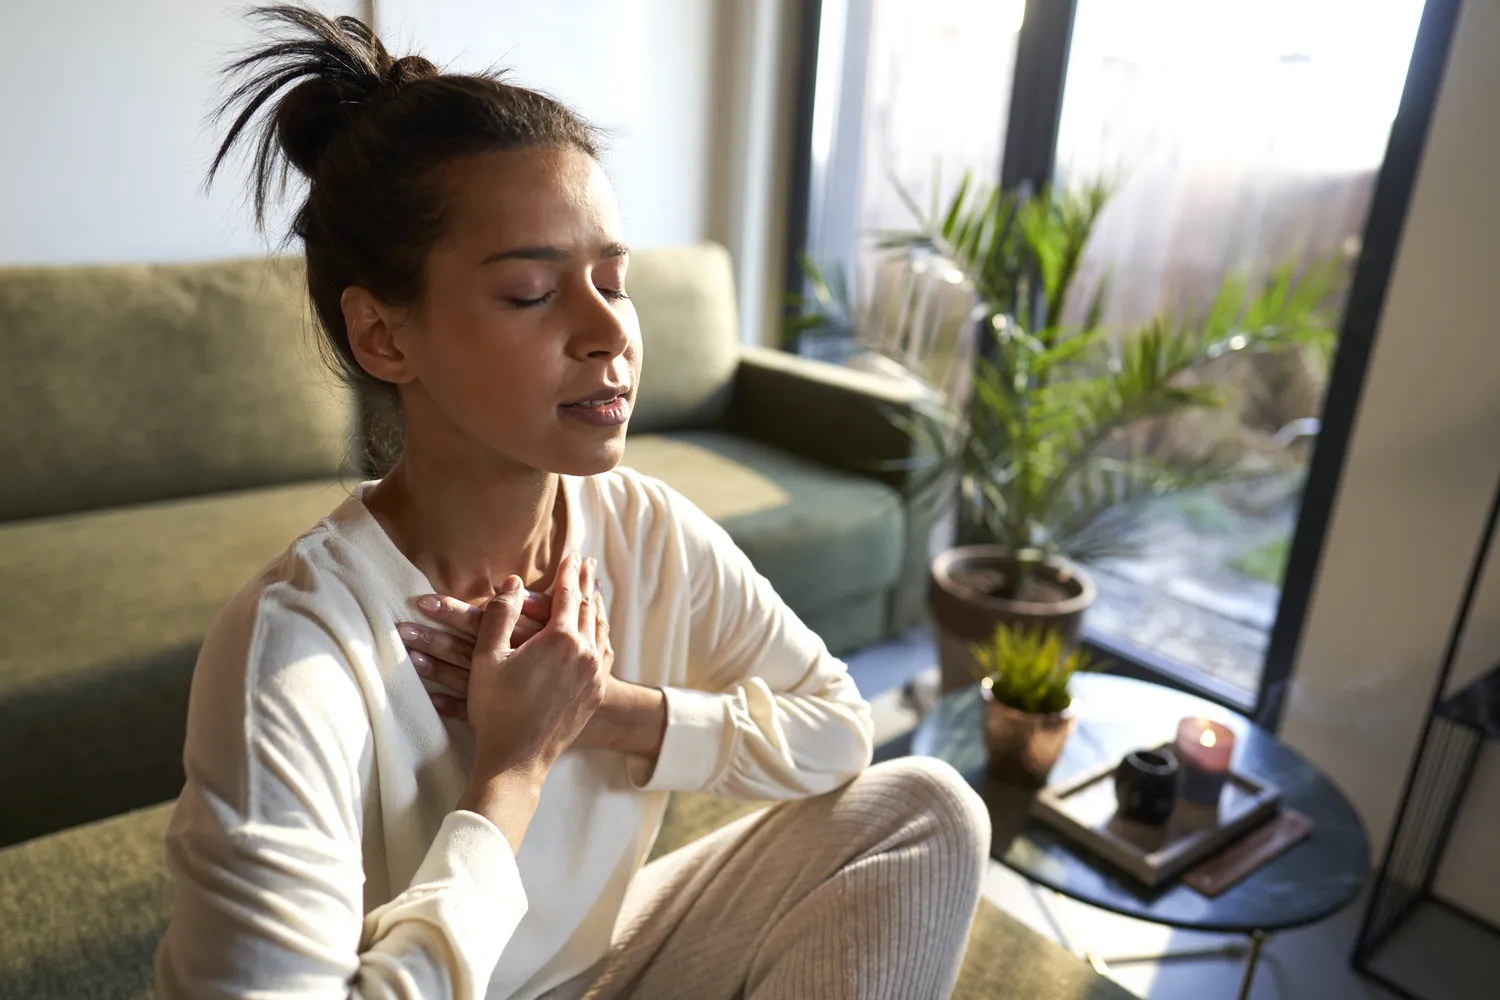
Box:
[1114,748,1179,826]
[979,680,1076,788]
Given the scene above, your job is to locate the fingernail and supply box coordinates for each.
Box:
[501,576,521,594]
[396,623,419,641]
[415,595,441,613]
[412,654,432,676]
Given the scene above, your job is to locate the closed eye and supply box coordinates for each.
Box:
[599,287,629,301]
[511,291,557,308]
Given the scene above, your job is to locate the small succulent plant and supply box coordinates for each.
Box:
[971,623,1096,715]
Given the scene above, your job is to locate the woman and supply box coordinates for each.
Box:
[155,7,990,999]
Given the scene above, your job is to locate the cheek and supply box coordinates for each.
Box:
[423,310,557,414]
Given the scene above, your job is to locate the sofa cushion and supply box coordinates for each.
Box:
[0,478,353,847]
[626,243,741,434]
[0,257,356,523]
[801,590,888,658]
[0,802,172,1000]
[622,430,905,621]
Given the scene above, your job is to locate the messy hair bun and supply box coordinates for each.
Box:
[206,4,599,472]
[275,43,440,177]
[209,8,441,215]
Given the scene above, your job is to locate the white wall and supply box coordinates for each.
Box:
[0,0,361,265]
[1280,0,1500,924]
[0,0,744,266]
[374,0,721,252]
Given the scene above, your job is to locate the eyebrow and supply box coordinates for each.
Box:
[479,241,630,265]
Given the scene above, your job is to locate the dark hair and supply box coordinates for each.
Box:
[208,4,600,471]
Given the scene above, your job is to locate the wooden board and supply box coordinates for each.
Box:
[1184,809,1312,897]
[1034,747,1282,888]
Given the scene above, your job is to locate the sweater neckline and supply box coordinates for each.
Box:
[343,474,584,603]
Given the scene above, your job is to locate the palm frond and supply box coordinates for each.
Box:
[1049,450,1238,563]
[867,170,1349,589]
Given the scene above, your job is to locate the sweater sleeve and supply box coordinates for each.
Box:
[626,485,875,798]
[155,589,526,999]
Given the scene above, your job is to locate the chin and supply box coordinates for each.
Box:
[551,434,628,477]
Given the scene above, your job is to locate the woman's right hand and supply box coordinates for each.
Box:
[455,553,608,847]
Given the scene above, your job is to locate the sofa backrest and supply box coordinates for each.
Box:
[626,243,740,434]
[0,257,356,523]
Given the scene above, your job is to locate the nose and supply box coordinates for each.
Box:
[569,283,632,361]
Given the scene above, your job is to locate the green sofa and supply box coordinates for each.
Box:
[0,247,1134,999]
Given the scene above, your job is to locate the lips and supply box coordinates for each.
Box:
[559,386,632,427]
[564,392,625,409]
[562,385,630,407]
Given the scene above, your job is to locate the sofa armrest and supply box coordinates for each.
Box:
[728,347,946,636]
[727,345,940,491]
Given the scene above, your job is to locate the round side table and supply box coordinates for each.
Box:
[911,673,1370,999]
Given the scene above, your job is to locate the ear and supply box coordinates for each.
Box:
[342,286,417,386]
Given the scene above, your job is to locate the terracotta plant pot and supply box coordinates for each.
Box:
[980,681,1077,788]
[929,545,1096,693]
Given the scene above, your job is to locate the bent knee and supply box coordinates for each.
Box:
[862,757,991,860]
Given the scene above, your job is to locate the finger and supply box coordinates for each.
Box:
[397,622,475,669]
[411,649,470,694]
[594,590,611,667]
[511,616,544,645]
[552,553,583,631]
[473,575,526,662]
[522,590,553,623]
[577,558,598,642]
[429,692,469,722]
[411,594,483,638]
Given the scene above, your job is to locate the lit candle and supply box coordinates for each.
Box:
[1175,717,1235,804]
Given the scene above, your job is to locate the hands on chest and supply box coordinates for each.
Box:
[394,553,666,845]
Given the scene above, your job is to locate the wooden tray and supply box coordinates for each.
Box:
[1034,747,1281,888]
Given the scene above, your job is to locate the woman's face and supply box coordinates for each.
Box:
[397,146,640,477]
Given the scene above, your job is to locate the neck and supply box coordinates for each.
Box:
[363,450,566,605]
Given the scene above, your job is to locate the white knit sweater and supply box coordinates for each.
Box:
[154,467,874,999]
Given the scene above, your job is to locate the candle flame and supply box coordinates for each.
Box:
[1200,730,1217,748]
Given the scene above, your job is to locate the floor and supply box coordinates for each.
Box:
[845,630,1409,1000]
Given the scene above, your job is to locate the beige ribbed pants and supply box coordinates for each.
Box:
[578,757,991,1000]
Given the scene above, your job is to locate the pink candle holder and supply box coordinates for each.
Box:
[1175,717,1235,805]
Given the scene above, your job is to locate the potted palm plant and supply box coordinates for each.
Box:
[972,623,1096,786]
[878,176,1343,690]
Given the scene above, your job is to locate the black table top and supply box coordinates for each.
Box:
[911,673,1370,933]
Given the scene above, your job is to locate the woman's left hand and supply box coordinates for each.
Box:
[398,574,615,721]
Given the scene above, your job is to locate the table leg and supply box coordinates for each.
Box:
[1040,890,1268,1000]
[1102,941,1250,965]
[1235,930,1267,1000]
[1040,891,1112,976]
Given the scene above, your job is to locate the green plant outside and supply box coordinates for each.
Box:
[1230,535,1291,585]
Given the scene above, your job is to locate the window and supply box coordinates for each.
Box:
[1054,0,1426,696]
[797,0,1022,379]
[790,0,1429,711]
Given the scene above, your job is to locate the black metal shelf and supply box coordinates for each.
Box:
[1352,462,1500,999]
